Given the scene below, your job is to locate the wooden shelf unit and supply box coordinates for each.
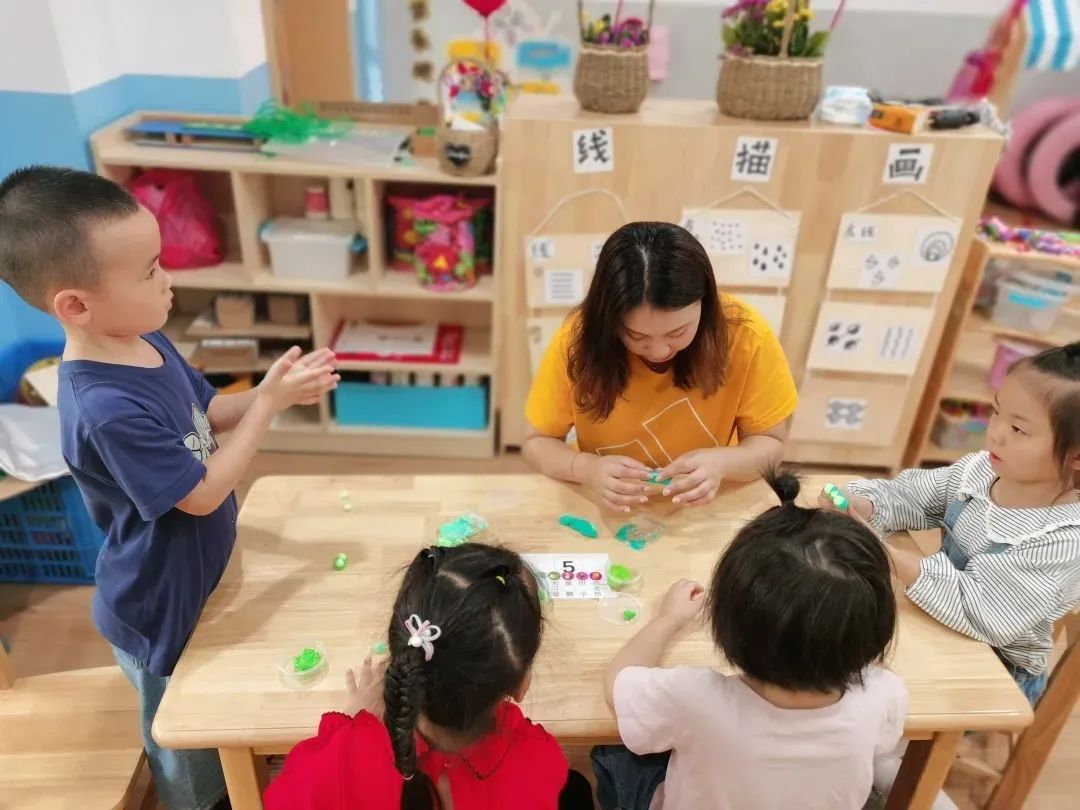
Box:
[907,209,1080,467]
[91,112,501,458]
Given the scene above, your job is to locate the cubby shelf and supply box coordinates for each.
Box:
[92,111,501,458]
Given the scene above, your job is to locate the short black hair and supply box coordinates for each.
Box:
[708,469,896,694]
[1010,342,1080,488]
[0,165,138,310]
[384,543,544,810]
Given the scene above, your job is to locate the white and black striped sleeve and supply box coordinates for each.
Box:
[846,458,966,534]
[907,540,1070,648]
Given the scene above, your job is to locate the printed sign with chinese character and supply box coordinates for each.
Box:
[524,233,609,309]
[681,206,800,288]
[826,213,958,293]
[882,143,934,184]
[572,127,615,173]
[731,136,779,183]
[523,552,612,600]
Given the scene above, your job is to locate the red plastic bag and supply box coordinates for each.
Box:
[129,169,223,268]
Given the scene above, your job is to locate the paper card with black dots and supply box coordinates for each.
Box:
[748,239,793,280]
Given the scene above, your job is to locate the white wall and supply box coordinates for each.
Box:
[0,0,70,92]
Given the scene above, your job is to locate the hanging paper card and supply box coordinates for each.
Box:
[789,376,910,447]
[681,208,801,289]
[807,301,934,375]
[827,214,959,293]
[525,233,607,309]
[526,315,566,374]
[732,293,787,336]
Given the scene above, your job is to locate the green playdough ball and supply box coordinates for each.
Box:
[372,641,388,655]
[608,564,633,587]
[622,610,637,622]
[293,647,322,673]
[333,555,347,571]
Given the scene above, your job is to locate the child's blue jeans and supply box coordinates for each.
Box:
[591,745,670,810]
[113,645,227,810]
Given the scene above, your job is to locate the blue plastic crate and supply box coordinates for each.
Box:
[0,477,105,584]
[335,382,488,430]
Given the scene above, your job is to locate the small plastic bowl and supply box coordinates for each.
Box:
[606,562,643,593]
[277,642,329,688]
[598,592,643,626]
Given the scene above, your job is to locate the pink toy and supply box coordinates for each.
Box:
[411,195,491,291]
[1027,109,1080,226]
[993,97,1080,210]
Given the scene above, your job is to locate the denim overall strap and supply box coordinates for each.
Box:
[941,497,971,570]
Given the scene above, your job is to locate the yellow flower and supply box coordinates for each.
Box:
[772,19,785,27]
[767,0,787,13]
[801,8,814,19]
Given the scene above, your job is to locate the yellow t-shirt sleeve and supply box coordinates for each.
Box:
[732,306,799,435]
[524,320,575,438]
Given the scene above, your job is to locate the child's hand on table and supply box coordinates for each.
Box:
[579,454,652,513]
[658,578,705,629]
[343,656,388,717]
[258,346,340,411]
[816,485,875,526]
[657,449,726,507]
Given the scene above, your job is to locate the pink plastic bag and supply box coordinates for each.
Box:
[129,169,223,269]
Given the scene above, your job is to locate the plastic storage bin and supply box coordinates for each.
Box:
[930,402,991,452]
[991,270,1078,334]
[988,339,1041,390]
[260,218,364,281]
[335,382,487,430]
[0,477,105,584]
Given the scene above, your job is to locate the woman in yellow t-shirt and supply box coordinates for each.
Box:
[523,221,798,511]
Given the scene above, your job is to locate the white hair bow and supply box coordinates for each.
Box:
[404,614,442,661]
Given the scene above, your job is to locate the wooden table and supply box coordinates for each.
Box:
[154,474,1033,810]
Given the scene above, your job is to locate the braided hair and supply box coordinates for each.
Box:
[707,468,896,695]
[1009,341,1080,488]
[384,543,544,810]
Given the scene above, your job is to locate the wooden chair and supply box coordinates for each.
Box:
[0,641,146,809]
[953,607,1080,809]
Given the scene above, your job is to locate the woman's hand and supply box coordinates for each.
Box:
[578,454,652,512]
[658,578,705,629]
[343,656,387,717]
[657,449,727,507]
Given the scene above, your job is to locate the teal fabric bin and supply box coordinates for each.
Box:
[335,382,487,430]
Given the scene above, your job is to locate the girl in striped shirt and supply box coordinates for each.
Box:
[826,341,1080,705]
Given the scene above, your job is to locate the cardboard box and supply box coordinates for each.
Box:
[267,295,308,326]
[214,293,255,329]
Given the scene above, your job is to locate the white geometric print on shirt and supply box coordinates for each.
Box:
[183,403,218,462]
[594,398,720,465]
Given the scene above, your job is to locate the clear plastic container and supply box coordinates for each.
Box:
[597,592,643,626]
[261,218,363,281]
[606,562,643,593]
[992,278,1066,334]
[277,642,329,688]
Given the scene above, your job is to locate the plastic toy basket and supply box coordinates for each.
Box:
[0,477,105,584]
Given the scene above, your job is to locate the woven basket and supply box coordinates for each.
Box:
[716,3,824,121]
[573,0,654,115]
[435,58,501,177]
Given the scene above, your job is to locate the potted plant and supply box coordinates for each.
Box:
[717,0,830,120]
[573,0,655,114]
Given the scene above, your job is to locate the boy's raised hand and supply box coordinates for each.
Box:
[259,346,340,411]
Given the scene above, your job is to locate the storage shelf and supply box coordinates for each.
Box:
[969,310,1074,349]
[168,263,495,302]
[980,201,1080,272]
[271,407,324,433]
[941,325,996,404]
[922,440,971,465]
[187,312,312,340]
[335,328,492,375]
[92,113,498,187]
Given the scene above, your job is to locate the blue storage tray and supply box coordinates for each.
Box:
[335,382,487,430]
[0,477,105,584]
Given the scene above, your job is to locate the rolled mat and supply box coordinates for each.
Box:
[993,96,1080,210]
[1027,109,1080,227]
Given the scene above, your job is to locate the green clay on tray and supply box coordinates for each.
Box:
[559,514,598,539]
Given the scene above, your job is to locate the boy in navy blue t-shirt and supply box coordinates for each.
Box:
[0,167,340,810]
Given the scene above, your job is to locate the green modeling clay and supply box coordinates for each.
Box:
[293,647,322,673]
[607,564,635,589]
[622,610,638,622]
[333,553,348,571]
[343,502,353,512]
[646,471,673,486]
[372,641,388,656]
[340,491,350,500]
[559,514,598,538]
[824,483,849,512]
[437,513,488,547]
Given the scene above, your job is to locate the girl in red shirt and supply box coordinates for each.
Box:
[264,543,593,809]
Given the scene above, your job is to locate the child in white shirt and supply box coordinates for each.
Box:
[835,341,1080,705]
[594,469,908,810]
